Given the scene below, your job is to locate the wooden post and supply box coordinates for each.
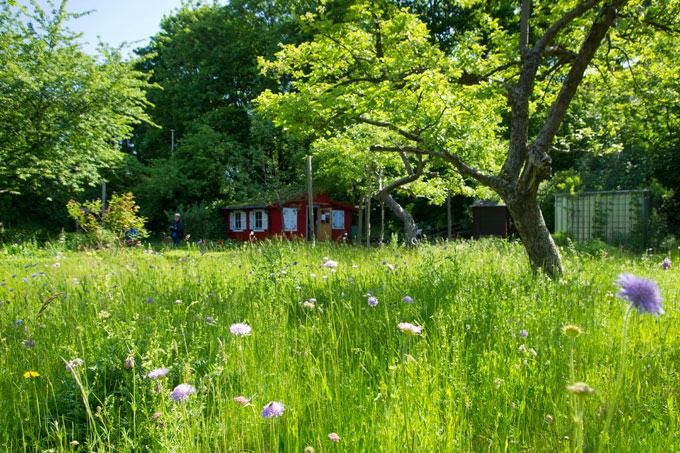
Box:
[307,155,315,244]
[357,199,364,246]
[379,169,384,245]
[447,189,452,241]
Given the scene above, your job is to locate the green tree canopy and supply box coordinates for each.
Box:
[0,1,153,197]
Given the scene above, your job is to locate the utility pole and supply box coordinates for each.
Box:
[307,155,315,244]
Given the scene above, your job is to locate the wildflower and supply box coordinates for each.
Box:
[233,396,251,406]
[169,383,196,402]
[205,316,215,325]
[146,297,155,304]
[52,262,61,268]
[124,356,135,369]
[562,324,583,338]
[147,368,169,379]
[175,299,183,304]
[304,447,315,453]
[22,339,35,349]
[398,322,423,335]
[519,329,528,338]
[322,257,338,268]
[14,319,24,327]
[545,414,554,424]
[230,323,252,336]
[566,382,595,395]
[494,378,504,389]
[367,296,379,307]
[328,432,341,442]
[662,257,671,270]
[402,295,413,304]
[261,401,285,418]
[616,273,664,315]
[65,358,84,372]
[23,370,40,379]
[303,300,316,309]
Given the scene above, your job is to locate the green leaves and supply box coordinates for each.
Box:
[0,1,153,197]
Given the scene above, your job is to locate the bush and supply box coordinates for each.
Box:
[66,193,148,248]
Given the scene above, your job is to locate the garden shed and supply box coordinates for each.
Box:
[471,200,513,238]
[222,194,355,241]
[554,190,651,243]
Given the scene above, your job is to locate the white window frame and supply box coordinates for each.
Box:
[250,209,268,232]
[283,207,297,232]
[331,210,345,230]
[230,211,245,232]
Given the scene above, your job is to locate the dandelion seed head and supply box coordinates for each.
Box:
[562,324,583,337]
[566,382,595,395]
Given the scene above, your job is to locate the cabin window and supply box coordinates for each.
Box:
[230,211,245,232]
[331,210,345,230]
[283,208,297,231]
[250,209,268,231]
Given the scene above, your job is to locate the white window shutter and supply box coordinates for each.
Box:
[262,211,268,230]
[230,212,235,231]
[249,211,255,230]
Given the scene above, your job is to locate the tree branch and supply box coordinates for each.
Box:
[533,0,628,157]
[370,144,505,192]
[357,116,421,142]
[378,155,424,195]
[520,0,532,56]
[534,0,602,53]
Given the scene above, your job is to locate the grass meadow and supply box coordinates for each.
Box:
[0,239,678,452]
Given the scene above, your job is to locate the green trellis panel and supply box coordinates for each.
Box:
[554,190,651,242]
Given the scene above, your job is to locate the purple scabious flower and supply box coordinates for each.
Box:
[261,401,285,418]
[519,329,528,338]
[662,257,671,270]
[230,323,252,336]
[147,367,170,379]
[402,295,413,304]
[169,383,196,402]
[367,296,378,307]
[616,273,664,315]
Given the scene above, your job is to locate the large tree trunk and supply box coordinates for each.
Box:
[377,191,417,245]
[505,193,563,278]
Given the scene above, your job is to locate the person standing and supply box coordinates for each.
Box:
[170,213,184,246]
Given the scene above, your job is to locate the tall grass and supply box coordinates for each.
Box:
[0,240,678,451]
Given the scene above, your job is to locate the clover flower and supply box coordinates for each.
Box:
[147,367,169,379]
[233,396,251,406]
[616,273,664,315]
[261,401,285,418]
[65,358,84,372]
[322,257,338,268]
[169,383,196,402]
[398,322,423,335]
[230,323,252,336]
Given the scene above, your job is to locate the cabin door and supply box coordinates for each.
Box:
[318,207,332,241]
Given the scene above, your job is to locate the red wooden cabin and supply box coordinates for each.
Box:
[222,194,355,241]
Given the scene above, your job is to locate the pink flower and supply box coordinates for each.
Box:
[398,322,423,335]
[328,432,341,442]
[233,395,251,406]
